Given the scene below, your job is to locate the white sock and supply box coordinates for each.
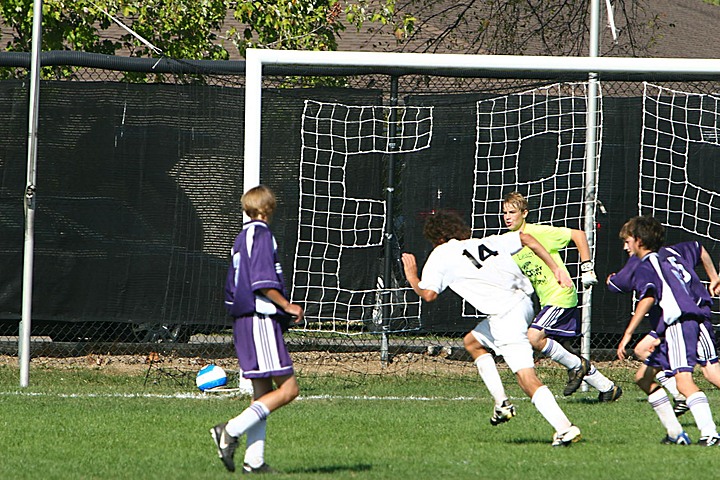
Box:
[244,419,267,468]
[531,385,572,433]
[655,371,685,402]
[541,339,581,370]
[226,401,271,438]
[687,392,718,438]
[583,366,615,393]
[475,353,508,406]
[647,388,683,438]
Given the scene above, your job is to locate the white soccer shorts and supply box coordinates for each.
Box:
[470,295,535,373]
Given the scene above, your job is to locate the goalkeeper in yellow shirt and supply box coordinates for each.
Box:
[502,192,622,401]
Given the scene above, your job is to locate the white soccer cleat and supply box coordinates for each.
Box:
[490,400,517,426]
[552,425,582,447]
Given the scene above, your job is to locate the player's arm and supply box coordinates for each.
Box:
[519,232,572,288]
[570,228,598,287]
[259,288,304,323]
[401,253,439,302]
[617,296,654,361]
[606,256,639,293]
[699,245,720,296]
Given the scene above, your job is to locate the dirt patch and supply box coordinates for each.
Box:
[0,352,640,377]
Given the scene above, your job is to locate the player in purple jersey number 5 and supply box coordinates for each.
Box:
[607,215,720,446]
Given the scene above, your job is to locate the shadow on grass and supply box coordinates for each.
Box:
[287,463,372,475]
[506,437,552,445]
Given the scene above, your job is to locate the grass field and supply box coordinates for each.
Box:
[1,361,719,479]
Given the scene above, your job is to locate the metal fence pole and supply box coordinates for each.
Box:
[19,0,44,388]
[381,76,400,366]
[581,0,602,367]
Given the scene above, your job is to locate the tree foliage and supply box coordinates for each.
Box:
[0,0,667,80]
[0,1,414,59]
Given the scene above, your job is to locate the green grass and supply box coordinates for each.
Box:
[1,364,719,479]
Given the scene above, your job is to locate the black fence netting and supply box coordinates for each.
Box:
[1,53,719,377]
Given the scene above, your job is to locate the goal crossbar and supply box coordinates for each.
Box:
[244,49,720,188]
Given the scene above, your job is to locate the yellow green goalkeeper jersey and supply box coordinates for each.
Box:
[512,223,578,308]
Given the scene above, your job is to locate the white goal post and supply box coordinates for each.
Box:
[243,49,720,357]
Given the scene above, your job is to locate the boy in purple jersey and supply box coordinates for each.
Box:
[614,254,720,418]
[402,210,582,447]
[210,185,304,473]
[607,215,720,446]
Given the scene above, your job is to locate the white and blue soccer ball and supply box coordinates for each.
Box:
[196,364,228,391]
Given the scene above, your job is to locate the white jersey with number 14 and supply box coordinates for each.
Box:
[418,231,534,315]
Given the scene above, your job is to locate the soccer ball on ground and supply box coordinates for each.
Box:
[196,364,228,391]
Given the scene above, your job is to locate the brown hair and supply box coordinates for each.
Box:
[241,185,276,220]
[423,210,471,246]
[619,215,665,252]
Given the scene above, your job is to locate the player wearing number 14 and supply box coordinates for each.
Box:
[402,210,581,446]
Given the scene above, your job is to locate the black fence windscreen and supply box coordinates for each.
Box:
[1,54,719,354]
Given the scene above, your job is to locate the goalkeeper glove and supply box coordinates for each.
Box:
[580,260,598,288]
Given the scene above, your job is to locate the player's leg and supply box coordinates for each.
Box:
[496,299,580,446]
[212,314,296,471]
[637,332,688,413]
[633,333,659,361]
[666,321,719,445]
[697,320,720,389]
[464,327,515,425]
[237,375,298,474]
[528,307,581,370]
[513,367,581,446]
[700,362,720,389]
[530,306,616,397]
[636,363,689,444]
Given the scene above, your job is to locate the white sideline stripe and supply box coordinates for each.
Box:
[0,390,537,402]
[298,394,529,402]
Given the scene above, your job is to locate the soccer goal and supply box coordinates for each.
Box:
[244,49,720,355]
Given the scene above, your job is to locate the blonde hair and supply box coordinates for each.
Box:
[242,185,276,220]
[503,191,528,212]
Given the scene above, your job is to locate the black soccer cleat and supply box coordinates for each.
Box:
[697,435,720,447]
[564,357,590,396]
[210,422,239,472]
[598,385,623,402]
[673,399,690,417]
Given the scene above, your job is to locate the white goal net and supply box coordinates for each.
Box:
[641,83,720,240]
[470,82,601,315]
[292,100,433,333]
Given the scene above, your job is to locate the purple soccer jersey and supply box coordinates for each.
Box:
[224,220,294,379]
[607,254,641,295]
[608,241,712,330]
[225,220,287,318]
[608,241,713,374]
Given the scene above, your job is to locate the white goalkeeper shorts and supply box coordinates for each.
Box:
[470,295,535,373]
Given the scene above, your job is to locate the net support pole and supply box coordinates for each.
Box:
[380,76,400,366]
[19,0,44,387]
[581,0,601,368]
